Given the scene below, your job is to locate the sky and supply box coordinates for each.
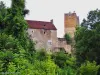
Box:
[1,0,100,37]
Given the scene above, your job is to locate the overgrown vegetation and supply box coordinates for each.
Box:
[75,9,100,64]
[64,33,72,44]
[0,0,100,75]
[75,9,100,75]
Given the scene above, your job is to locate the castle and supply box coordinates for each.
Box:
[27,12,79,53]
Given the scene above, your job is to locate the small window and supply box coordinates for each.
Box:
[44,32,45,34]
[48,40,52,45]
[29,35,32,37]
[32,30,34,33]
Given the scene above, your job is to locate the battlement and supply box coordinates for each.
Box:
[64,11,79,28]
[65,11,76,16]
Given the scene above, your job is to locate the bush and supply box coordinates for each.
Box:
[64,33,72,44]
[52,51,77,69]
[79,61,100,75]
[0,33,22,53]
[51,51,68,68]
[32,56,59,75]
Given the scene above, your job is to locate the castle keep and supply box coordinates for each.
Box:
[64,12,79,37]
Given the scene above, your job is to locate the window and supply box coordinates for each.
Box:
[32,30,34,33]
[44,32,45,34]
[48,40,52,45]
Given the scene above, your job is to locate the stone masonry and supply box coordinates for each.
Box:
[27,12,79,53]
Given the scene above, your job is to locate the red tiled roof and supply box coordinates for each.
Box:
[26,20,57,30]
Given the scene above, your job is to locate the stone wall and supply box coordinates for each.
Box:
[27,28,72,53]
[64,27,76,38]
[57,38,71,53]
[51,30,58,49]
[27,28,57,51]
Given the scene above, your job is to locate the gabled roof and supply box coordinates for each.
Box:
[26,20,57,30]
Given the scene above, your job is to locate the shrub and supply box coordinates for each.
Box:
[64,33,72,44]
[32,56,59,75]
[79,61,100,75]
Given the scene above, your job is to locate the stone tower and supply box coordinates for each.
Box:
[64,12,79,37]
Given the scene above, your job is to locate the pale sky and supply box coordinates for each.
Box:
[1,0,100,37]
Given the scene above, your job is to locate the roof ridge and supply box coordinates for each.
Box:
[26,20,51,23]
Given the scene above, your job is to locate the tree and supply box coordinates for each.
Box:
[81,9,100,29]
[11,0,29,16]
[0,0,35,72]
[0,1,5,10]
[79,61,100,75]
[2,0,35,52]
[0,1,7,30]
[64,33,72,44]
[75,9,100,65]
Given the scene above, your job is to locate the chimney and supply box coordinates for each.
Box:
[50,19,53,24]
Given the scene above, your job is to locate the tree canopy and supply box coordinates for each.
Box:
[75,9,100,65]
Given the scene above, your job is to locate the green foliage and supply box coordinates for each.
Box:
[7,62,16,73]
[0,1,5,10]
[75,9,100,64]
[0,51,14,72]
[64,33,72,44]
[66,66,77,75]
[0,0,35,74]
[0,60,3,72]
[13,57,33,75]
[32,56,59,75]
[81,9,100,29]
[66,56,76,68]
[35,50,48,61]
[0,33,22,53]
[52,51,68,68]
[11,0,25,16]
[0,0,35,52]
[31,51,78,75]
[0,1,7,30]
[52,51,76,69]
[11,0,29,16]
[79,61,100,75]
